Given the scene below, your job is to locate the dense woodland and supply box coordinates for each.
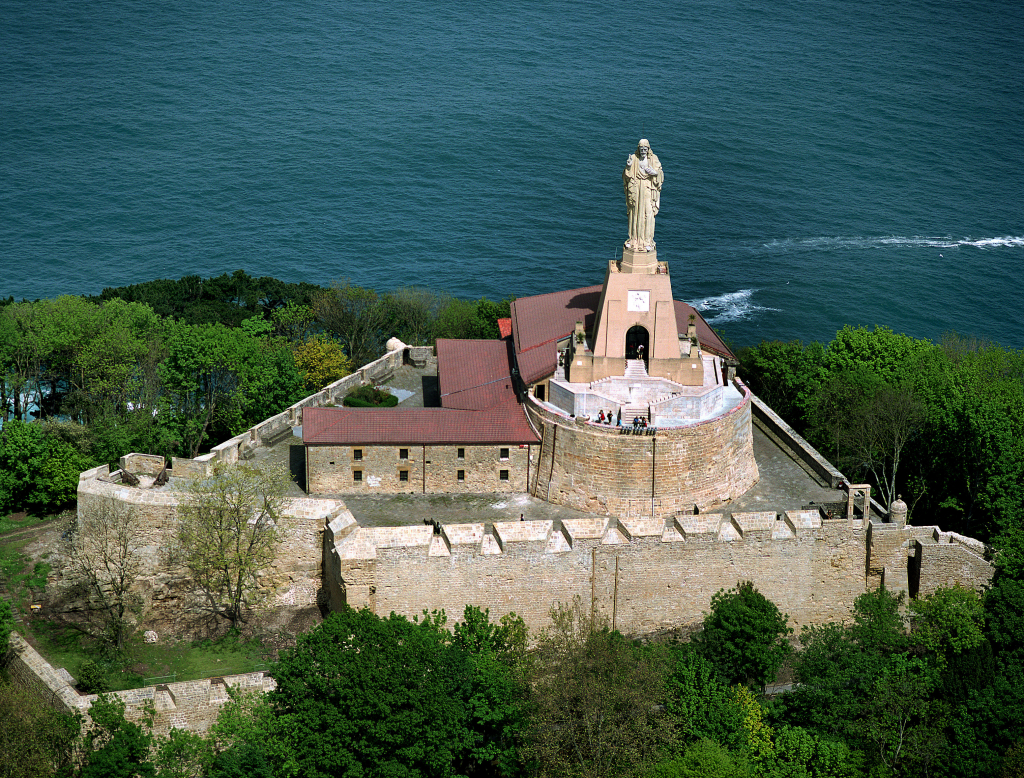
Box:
[3,274,1024,776]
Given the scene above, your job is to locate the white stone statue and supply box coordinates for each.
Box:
[623,138,663,252]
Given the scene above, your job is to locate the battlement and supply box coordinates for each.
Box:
[326,509,851,563]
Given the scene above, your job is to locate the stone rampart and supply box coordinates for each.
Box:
[750,393,844,489]
[326,508,868,635]
[526,381,758,516]
[916,530,993,596]
[4,633,274,736]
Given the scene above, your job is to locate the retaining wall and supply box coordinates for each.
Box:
[526,381,758,516]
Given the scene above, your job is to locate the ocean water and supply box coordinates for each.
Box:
[2,0,1022,348]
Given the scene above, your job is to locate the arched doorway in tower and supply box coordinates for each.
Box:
[625,325,649,362]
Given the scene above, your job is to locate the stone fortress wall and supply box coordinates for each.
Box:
[325,502,994,638]
[525,379,759,517]
[74,462,343,631]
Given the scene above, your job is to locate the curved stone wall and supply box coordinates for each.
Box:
[525,382,758,516]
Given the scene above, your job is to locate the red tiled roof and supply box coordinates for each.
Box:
[510,286,602,385]
[497,318,512,339]
[303,406,539,446]
[436,339,516,411]
[509,284,737,385]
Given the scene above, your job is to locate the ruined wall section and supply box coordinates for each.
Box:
[4,634,274,737]
[526,381,758,517]
[70,467,345,634]
[326,510,868,636]
[916,530,993,596]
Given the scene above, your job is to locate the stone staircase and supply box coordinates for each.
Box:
[624,359,648,378]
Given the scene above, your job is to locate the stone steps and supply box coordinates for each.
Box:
[623,359,648,378]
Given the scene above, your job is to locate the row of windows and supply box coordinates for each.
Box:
[351,469,510,483]
[350,447,511,461]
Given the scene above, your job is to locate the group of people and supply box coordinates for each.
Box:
[592,409,651,431]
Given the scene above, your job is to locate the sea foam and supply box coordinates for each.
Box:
[687,289,780,324]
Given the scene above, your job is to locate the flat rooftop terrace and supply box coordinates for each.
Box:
[247,357,845,525]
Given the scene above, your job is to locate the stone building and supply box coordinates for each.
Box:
[304,339,539,495]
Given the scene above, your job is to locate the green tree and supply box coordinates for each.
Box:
[695,581,792,688]
[77,694,155,778]
[0,419,93,515]
[153,727,213,778]
[269,606,526,778]
[158,321,303,457]
[736,339,825,429]
[313,281,389,367]
[0,598,14,653]
[857,656,947,778]
[645,739,752,778]
[292,334,352,391]
[0,679,79,778]
[664,645,745,750]
[527,597,674,778]
[174,463,290,630]
[909,584,986,659]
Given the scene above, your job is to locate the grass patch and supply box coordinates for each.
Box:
[0,513,46,536]
[23,620,271,692]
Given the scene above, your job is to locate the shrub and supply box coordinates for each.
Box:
[342,385,398,407]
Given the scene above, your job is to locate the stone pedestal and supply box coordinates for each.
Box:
[620,246,658,274]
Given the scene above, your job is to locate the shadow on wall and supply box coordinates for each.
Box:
[290,444,306,491]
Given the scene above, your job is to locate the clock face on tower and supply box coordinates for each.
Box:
[627,290,650,312]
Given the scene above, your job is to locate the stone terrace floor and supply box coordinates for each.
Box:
[247,357,845,525]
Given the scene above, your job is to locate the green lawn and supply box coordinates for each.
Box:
[23,620,270,692]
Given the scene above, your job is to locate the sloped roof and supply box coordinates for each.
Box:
[303,406,539,446]
[510,286,602,385]
[436,338,515,411]
[497,318,513,339]
[509,285,737,385]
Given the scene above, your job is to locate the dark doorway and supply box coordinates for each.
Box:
[625,325,649,361]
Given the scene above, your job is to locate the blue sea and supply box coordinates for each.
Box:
[2,0,1023,348]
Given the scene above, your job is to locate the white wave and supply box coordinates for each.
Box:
[763,235,1024,250]
[687,289,780,324]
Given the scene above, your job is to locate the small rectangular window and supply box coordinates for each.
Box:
[399,470,409,482]
[500,447,510,460]
[457,470,465,482]
[536,384,546,401]
[399,448,409,460]
[353,449,363,461]
[457,448,465,460]
[499,469,509,481]
[353,470,362,482]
